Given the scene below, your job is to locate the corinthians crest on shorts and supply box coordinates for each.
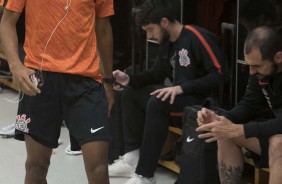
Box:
[178,48,190,67]
[15,114,31,133]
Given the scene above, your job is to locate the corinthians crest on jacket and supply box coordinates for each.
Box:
[178,48,190,67]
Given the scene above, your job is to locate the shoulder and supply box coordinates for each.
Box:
[184,25,218,43]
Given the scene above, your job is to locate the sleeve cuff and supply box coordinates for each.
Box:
[243,122,259,138]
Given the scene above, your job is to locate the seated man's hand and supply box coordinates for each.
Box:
[113,70,129,90]
[150,85,183,104]
[196,115,244,143]
[197,108,218,126]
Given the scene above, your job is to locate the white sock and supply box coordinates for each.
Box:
[123,149,140,167]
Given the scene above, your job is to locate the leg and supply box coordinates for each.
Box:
[69,132,81,151]
[65,132,82,155]
[136,94,205,178]
[81,141,109,184]
[218,136,261,184]
[121,86,159,153]
[108,86,158,178]
[135,96,172,178]
[63,77,112,182]
[268,134,282,184]
[24,134,52,184]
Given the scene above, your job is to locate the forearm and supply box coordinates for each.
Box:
[128,58,172,88]
[128,71,163,88]
[244,117,282,138]
[226,105,282,138]
[180,71,220,95]
[0,10,22,72]
[0,7,4,18]
[96,17,113,78]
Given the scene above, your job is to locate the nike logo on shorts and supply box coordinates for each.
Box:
[186,136,195,142]
[90,126,104,134]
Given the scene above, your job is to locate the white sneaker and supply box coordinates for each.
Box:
[64,145,82,155]
[0,124,15,138]
[124,174,156,184]
[58,138,63,145]
[109,156,135,177]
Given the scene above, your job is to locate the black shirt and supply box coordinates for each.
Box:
[225,73,282,138]
[129,25,223,97]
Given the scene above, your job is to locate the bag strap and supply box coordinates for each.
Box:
[184,25,221,73]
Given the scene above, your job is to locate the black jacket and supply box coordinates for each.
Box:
[225,73,282,138]
[128,25,222,97]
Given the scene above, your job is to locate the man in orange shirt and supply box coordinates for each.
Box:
[0,0,114,184]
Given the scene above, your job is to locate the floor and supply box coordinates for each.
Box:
[0,87,177,184]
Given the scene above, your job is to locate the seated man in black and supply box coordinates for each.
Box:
[109,0,224,183]
[197,26,282,184]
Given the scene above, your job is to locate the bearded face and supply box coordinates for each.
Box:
[255,62,277,80]
[142,24,170,45]
[158,26,170,45]
[245,48,278,79]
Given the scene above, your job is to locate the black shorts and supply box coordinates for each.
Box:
[249,136,269,168]
[15,72,111,148]
[248,108,282,168]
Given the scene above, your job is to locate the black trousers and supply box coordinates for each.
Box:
[121,85,206,177]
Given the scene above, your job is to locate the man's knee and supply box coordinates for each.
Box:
[146,96,170,118]
[121,88,144,107]
[147,96,163,109]
[121,86,156,104]
[268,134,282,166]
[84,157,108,182]
[218,139,238,149]
[121,87,134,100]
[25,158,50,181]
[87,163,108,175]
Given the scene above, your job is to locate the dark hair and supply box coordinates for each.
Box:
[135,0,177,27]
[244,26,282,61]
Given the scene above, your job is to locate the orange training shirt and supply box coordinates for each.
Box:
[4,0,114,81]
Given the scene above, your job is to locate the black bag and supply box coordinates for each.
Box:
[175,105,220,184]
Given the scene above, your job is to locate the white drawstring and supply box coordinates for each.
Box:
[4,0,72,104]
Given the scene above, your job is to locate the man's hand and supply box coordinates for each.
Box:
[10,64,41,96]
[197,108,218,127]
[196,116,244,143]
[112,70,129,90]
[150,85,183,104]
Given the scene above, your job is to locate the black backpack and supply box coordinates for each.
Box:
[175,105,221,184]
